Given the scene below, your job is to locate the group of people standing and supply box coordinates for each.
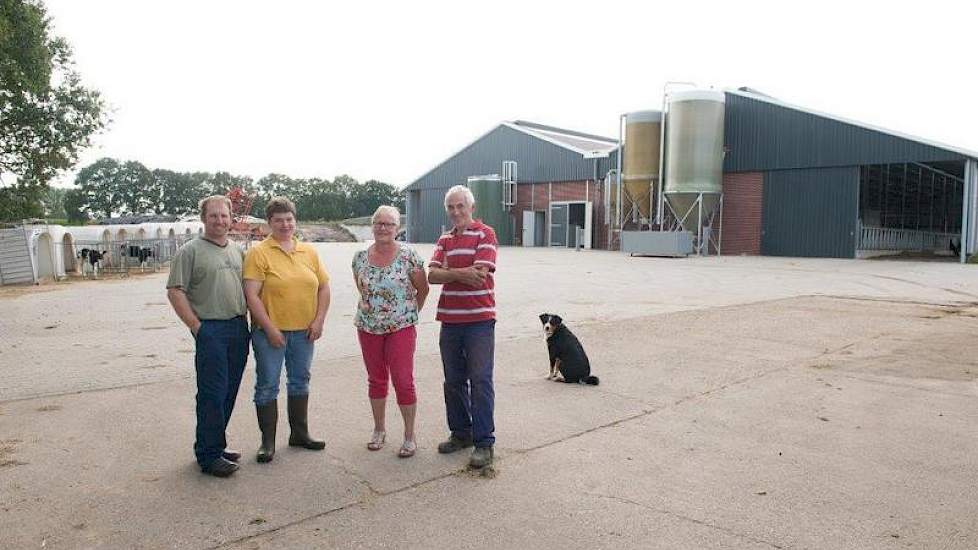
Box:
[166,185,498,477]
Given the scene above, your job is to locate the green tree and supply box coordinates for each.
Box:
[348,179,403,218]
[253,173,308,216]
[188,171,215,202]
[155,169,203,216]
[74,157,122,218]
[0,0,108,218]
[255,173,300,198]
[66,156,404,223]
[116,160,152,214]
[42,185,66,218]
[0,179,44,221]
[331,175,361,218]
[74,158,158,216]
[63,187,88,223]
[208,171,254,196]
[299,177,348,221]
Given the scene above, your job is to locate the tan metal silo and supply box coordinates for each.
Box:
[622,110,662,221]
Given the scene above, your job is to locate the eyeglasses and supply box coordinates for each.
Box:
[373,222,397,229]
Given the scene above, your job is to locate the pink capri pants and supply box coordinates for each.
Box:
[357,325,417,405]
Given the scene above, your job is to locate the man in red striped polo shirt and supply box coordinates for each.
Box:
[428,184,498,468]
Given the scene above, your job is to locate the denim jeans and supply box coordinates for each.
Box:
[252,328,316,406]
[193,316,250,468]
[439,319,496,448]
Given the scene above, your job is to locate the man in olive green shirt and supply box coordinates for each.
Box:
[167,196,250,478]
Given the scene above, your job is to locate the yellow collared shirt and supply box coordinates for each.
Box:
[243,236,330,331]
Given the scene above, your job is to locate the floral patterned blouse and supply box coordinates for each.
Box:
[352,244,425,334]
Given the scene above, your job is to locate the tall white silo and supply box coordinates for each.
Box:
[663,89,725,252]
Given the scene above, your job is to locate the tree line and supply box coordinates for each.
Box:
[58,157,404,223]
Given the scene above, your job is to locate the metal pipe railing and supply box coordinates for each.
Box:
[858,225,958,251]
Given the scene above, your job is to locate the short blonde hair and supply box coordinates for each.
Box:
[371,205,400,225]
[199,195,232,220]
[444,185,475,209]
[265,196,296,221]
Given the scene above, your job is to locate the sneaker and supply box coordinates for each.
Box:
[222,449,242,462]
[469,446,494,468]
[437,434,473,454]
[202,457,239,478]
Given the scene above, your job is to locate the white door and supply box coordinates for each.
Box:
[522,211,535,247]
[550,204,569,247]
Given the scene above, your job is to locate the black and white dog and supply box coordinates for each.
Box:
[539,313,599,385]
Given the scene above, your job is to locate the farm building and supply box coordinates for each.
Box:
[403,88,978,260]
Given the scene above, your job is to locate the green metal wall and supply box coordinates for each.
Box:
[406,188,457,243]
[761,167,859,258]
[467,176,512,245]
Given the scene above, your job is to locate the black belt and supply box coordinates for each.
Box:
[201,315,246,321]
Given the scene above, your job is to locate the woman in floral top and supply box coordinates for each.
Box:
[352,205,429,458]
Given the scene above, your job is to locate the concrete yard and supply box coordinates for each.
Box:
[2,243,977,549]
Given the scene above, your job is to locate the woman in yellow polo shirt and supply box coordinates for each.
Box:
[243,197,330,463]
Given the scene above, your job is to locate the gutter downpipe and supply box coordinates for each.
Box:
[971,159,978,257]
[657,94,667,229]
[963,159,975,263]
[616,114,625,250]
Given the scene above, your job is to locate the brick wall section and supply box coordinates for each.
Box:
[510,180,610,249]
[720,172,763,255]
[503,174,761,253]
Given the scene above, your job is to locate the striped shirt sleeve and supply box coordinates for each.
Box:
[429,236,447,268]
[473,226,497,272]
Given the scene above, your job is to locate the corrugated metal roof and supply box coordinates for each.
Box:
[504,121,618,158]
[404,122,617,192]
[724,92,971,173]
[726,88,978,161]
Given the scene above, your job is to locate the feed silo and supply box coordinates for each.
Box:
[622,110,662,223]
[664,90,725,232]
[466,175,511,245]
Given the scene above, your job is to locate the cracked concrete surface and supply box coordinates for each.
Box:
[2,244,977,549]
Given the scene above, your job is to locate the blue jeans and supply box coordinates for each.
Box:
[252,328,316,406]
[193,316,250,468]
[439,319,496,448]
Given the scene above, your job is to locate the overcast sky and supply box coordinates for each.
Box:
[45,0,978,189]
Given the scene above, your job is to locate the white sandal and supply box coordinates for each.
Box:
[398,439,417,458]
[367,430,386,451]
